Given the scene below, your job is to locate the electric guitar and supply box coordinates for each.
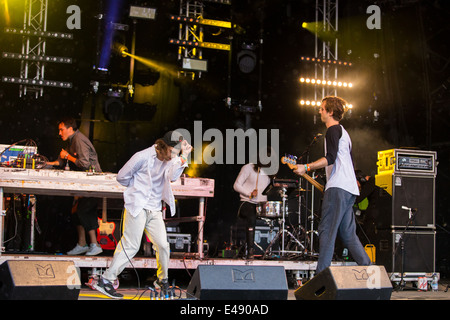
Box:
[281,155,324,193]
[97,198,117,250]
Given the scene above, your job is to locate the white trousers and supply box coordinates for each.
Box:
[103,209,170,282]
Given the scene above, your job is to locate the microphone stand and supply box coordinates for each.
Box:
[394,207,417,291]
[297,134,322,257]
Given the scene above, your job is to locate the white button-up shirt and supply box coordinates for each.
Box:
[116,145,188,217]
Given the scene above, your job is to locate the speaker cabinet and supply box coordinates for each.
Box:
[0,260,81,300]
[392,174,435,228]
[376,229,435,273]
[294,266,392,300]
[187,265,288,300]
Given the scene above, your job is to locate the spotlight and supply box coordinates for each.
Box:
[113,42,128,57]
[237,43,257,74]
[103,89,124,122]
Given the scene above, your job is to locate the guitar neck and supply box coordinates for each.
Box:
[301,173,324,193]
[102,197,107,222]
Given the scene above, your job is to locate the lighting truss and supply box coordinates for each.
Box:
[1,0,73,97]
[2,52,72,64]
[300,0,345,111]
[170,0,231,79]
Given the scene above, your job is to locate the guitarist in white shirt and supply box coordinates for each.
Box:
[292,96,371,274]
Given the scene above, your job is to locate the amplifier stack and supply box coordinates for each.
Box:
[373,149,437,282]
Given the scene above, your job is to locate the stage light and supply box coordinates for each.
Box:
[103,88,125,122]
[170,15,199,24]
[237,44,257,74]
[129,6,156,20]
[302,22,308,29]
[202,0,231,4]
[182,58,208,72]
[299,77,353,88]
[169,38,230,51]
[4,27,73,39]
[2,52,72,64]
[2,76,72,88]
[300,56,352,67]
[113,42,128,57]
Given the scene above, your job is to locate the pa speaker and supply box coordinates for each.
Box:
[0,260,81,300]
[294,266,392,300]
[187,265,288,300]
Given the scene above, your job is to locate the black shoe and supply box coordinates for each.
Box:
[93,277,123,299]
[153,278,169,291]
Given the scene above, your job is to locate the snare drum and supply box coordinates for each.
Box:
[256,201,282,218]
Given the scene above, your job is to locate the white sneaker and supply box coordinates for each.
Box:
[86,243,103,256]
[67,244,89,255]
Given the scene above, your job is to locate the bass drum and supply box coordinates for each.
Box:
[256,201,282,219]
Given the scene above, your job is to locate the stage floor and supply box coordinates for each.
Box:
[1,252,448,301]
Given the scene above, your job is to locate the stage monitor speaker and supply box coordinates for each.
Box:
[0,260,80,300]
[187,265,288,300]
[294,266,392,300]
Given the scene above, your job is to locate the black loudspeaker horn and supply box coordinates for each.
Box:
[0,260,81,300]
[187,265,288,300]
[294,266,392,300]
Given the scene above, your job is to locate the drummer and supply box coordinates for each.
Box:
[233,156,272,259]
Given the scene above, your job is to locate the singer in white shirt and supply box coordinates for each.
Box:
[94,131,192,299]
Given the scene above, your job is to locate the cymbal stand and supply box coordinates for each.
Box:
[306,172,319,256]
[264,187,304,258]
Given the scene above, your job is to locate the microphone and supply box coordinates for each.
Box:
[314,133,323,139]
[401,206,417,212]
[401,205,417,219]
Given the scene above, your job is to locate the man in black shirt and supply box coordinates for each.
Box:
[47,118,102,256]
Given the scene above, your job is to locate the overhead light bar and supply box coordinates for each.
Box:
[2,52,72,64]
[301,56,352,67]
[170,15,199,24]
[4,27,73,39]
[170,15,231,29]
[299,77,353,88]
[129,6,156,20]
[169,38,230,51]
[299,99,353,109]
[201,0,231,4]
[2,76,72,88]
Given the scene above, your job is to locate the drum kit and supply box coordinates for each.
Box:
[257,178,321,259]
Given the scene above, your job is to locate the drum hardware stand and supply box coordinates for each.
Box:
[306,171,319,256]
[263,187,305,258]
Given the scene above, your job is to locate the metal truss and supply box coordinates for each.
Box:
[314,0,338,101]
[177,0,204,79]
[20,0,48,97]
